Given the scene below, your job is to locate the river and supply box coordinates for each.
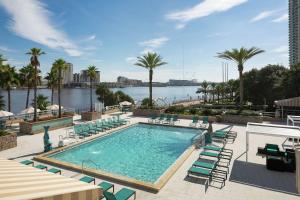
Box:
[0,86,200,113]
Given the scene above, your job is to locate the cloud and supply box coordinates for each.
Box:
[0,0,82,57]
[166,0,247,24]
[0,45,14,52]
[273,45,288,53]
[140,48,155,55]
[139,37,169,48]
[272,13,288,23]
[250,10,277,22]
[175,24,186,30]
[207,32,230,38]
[85,35,96,41]
[125,57,136,64]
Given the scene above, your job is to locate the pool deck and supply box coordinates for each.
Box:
[0,113,299,200]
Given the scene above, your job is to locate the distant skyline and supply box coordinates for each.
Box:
[0,0,288,82]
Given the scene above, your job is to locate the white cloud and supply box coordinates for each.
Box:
[273,45,288,53]
[207,32,230,38]
[166,0,247,23]
[140,48,155,55]
[175,24,186,30]
[86,35,96,41]
[272,13,288,23]
[125,57,136,64]
[0,45,14,52]
[139,37,169,48]
[250,10,277,22]
[0,0,82,57]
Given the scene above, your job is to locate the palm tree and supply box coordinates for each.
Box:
[87,65,97,112]
[32,94,49,111]
[0,65,19,112]
[215,84,222,104]
[0,54,7,66]
[45,68,58,105]
[19,65,37,108]
[210,82,217,102]
[0,95,5,110]
[52,59,67,118]
[226,79,237,102]
[217,47,264,106]
[26,48,45,121]
[135,52,167,107]
[198,80,209,103]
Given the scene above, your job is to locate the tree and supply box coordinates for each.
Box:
[226,79,238,102]
[282,63,300,99]
[19,64,38,108]
[87,65,97,112]
[26,48,45,121]
[197,80,209,103]
[114,91,134,103]
[0,65,19,112]
[0,54,7,66]
[0,95,5,110]
[32,94,49,111]
[215,84,222,104]
[217,47,264,107]
[209,82,216,102]
[135,52,167,107]
[45,68,58,105]
[52,59,67,118]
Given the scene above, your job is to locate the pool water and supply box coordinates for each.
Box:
[49,124,201,183]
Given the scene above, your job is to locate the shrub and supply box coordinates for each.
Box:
[165,105,185,114]
[0,130,9,137]
[201,109,213,116]
[189,108,197,115]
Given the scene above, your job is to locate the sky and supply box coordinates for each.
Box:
[0,0,288,82]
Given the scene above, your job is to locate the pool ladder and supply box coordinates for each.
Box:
[81,159,100,174]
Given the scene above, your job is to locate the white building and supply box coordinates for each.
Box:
[62,63,73,85]
[289,0,300,66]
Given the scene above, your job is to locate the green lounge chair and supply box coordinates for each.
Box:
[48,168,61,174]
[20,160,34,166]
[97,120,109,130]
[35,164,47,170]
[164,114,172,124]
[94,121,104,132]
[74,125,89,137]
[88,123,98,134]
[98,181,114,192]
[82,124,95,135]
[103,188,136,200]
[148,114,157,123]
[189,116,199,127]
[171,115,179,125]
[118,117,129,125]
[103,120,115,129]
[193,161,228,178]
[155,114,165,123]
[80,176,95,184]
[105,119,119,128]
[112,117,126,125]
[200,151,231,163]
[199,116,209,128]
[203,145,233,156]
[213,130,236,141]
[187,166,226,187]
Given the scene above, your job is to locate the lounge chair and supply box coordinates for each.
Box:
[189,116,199,127]
[106,118,119,128]
[199,151,231,163]
[20,160,34,166]
[74,125,89,137]
[103,120,115,129]
[187,166,226,187]
[94,121,104,132]
[48,168,62,174]
[97,120,109,130]
[164,114,172,124]
[155,114,165,124]
[148,114,157,123]
[87,123,98,134]
[35,164,47,170]
[103,188,136,200]
[171,115,179,125]
[199,116,209,128]
[193,161,228,176]
[80,176,95,184]
[112,117,126,125]
[203,145,233,156]
[213,130,236,142]
[98,181,114,192]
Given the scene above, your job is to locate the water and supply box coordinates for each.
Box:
[0,86,200,113]
[49,124,201,183]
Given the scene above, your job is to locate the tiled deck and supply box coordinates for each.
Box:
[0,113,299,200]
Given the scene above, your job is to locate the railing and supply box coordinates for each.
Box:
[81,159,100,174]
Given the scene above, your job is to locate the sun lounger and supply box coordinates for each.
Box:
[155,114,165,124]
[48,168,62,174]
[203,145,233,156]
[189,116,199,127]
[80,176,95,184]
[199,116,209,128]
[35,164,47,170]
[193,161,228,177]
[171,115,179,125]
[103,188,136,200]
[20,160,34,166]
[164,114,172,124]
[88,123,98,134]
[187,166,226,187]
[200,151,231,163]
[98,181,114,192]
[148,114,157,123]
[74,125,89,137]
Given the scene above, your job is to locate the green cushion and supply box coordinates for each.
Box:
[48,168,61,174]
[80,176,95,183]
[98,181,113,192]
[35,164,47,170]
[266,144,279,150]
[115,188,136,200]
[200,151,219,157]
[193,161,216,169]
[189,167,211,176]
[20,160,33,165]
[204,146,222,151]
[103,192,117,200]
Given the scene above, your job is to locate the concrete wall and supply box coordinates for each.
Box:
[133,109,165,117]
[0,132,17,151]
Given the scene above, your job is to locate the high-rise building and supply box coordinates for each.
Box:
[62,62,73,85]
[289,0,300,66]
[79,70,101,84]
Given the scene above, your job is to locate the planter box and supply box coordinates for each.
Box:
[19,116,73,135]
[221,115,263,124]
[133,108,165,117]
[0,132,17,151]
[81,112,102,121]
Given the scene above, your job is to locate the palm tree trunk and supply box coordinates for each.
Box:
[51,87,54,105]
[7,88,11,112]
[217,93,220,104]
[26,84,30,108]
[33,65,37,122]
[58,69,61,118]
[239,69,244,108]
[90,79,93,112]
[149,69,153,108]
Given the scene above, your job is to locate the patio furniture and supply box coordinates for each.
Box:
[35,164,47,170]
[98,181,114,192]
[103,188,136,200]
[74,125,89,137]
[155,114,165,124]
[192,161,228,178]
[48,168,62,174]
[164,114,172,124]
[199,151,231,162]
[203,145,233,156]
[87,123,98,134]
[80,176,95,184]
[189,116,199,127]
[20,160,34,166]
[199,116,209,128]
[171,115,179,125]
[187,166,226,187]
[148,114,157,123]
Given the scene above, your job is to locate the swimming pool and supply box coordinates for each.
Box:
[40,123,203,190]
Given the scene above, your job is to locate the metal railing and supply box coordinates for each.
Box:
[81,159,100,174]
